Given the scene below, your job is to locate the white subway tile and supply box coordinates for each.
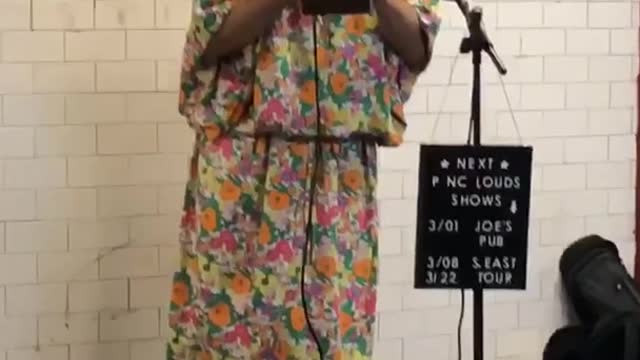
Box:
[1,31,64,62]
[32,0,94,29]
[39,313,98,345]
[587,162,631,189]
[0,0,31,30]
[37,250,99,282]
[3,95,65,125]
[37,189,97,219]
[0,317,37,349]
[543,3,587,28]
[7,346,68,360]
[564,137,608,162]
[99,247,159,279]
[95,0,155,29]
[69,280,128,312]
[588,3,631,28]
[130,276,170,308]
[6,284,67,315]
[99,308,159,341]
[0,254,36,285]
[70,343,129,360]
[65,94,127,124]
[155,0,191,29]
[542,164,586,191]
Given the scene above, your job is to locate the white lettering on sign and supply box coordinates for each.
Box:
[477,271,513,286]
[425,271,458,286]
[427,219,460,233]
[472,256,518,270]
[456,157,495,170]
[426,256,460,270]
[474,220,513,233]
[478,234,504,247]
[446,175,467,188]
[474,175,520,190]
[451,194,502,207]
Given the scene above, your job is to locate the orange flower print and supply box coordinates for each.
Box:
[274,339,290,360]
[231,273,251,295]
[389,133,403,146]
[257,52,275,71]
[290,143,308,157]
[208,303,231,328]
[200,208,217,232]
[268,191,290,211]
[316,47,330,68]
[334,351,343,360]
[204,124,221,141]
[171,282,189,306]
[393,103,405,119]
[330,72,349,96]
[228,102,248,123]
[315,256,337,278]
[253,86,263,106]
[300,80,316,105]
[290,306,306,332]
[186,256,200,275]
[339,312,353,335]
[198,351,212,360]
[255,138,267,155]
[353,258,373,281]
[220,180,241,202]
[342,169,364,191]
[258,222,271,245]
[345,15,368,36]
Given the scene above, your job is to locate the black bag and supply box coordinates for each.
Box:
[559,234,640,328]
[543,326,585,360]
[578,311,640,360]
[543,235,640,360]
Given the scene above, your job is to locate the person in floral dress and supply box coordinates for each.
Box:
[168,0,441,359]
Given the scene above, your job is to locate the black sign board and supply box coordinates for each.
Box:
[413,145,533,290]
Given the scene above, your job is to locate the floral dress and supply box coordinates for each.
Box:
[168,1,441,359]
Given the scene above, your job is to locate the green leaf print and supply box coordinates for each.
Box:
[280,60,290,77]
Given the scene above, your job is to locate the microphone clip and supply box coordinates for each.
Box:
[459,6,507,75]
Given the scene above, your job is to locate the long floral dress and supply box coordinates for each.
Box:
[168,1,441,359]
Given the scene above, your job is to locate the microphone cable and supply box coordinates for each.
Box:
[299,14,325,359]
[457,289,465,360]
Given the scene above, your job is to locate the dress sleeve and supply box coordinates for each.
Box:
[397,0,442,102]
[184,0,233,70]
[179,0,233,125]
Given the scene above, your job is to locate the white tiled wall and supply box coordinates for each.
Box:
[0,0,636,359]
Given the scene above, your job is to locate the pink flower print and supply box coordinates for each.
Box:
[266,240,293,262]
[181,209,196,228]
[212,230,237,252]
[366,53,386,79]
[261,99,286,123]
[357,208,376,231]
[225,324,252,347]
[364,293,377,316]
[178,307,200,325]
[218,137,234,158]
[316,204,338,227]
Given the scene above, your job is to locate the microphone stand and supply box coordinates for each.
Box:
[456,3,507,360]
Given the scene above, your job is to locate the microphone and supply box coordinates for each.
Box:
[451,0,507,76]
[451,0,471,25]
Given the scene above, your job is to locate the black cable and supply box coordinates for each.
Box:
[466,115,473,145]
[458,288,465,360]
[298,16,325,359]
